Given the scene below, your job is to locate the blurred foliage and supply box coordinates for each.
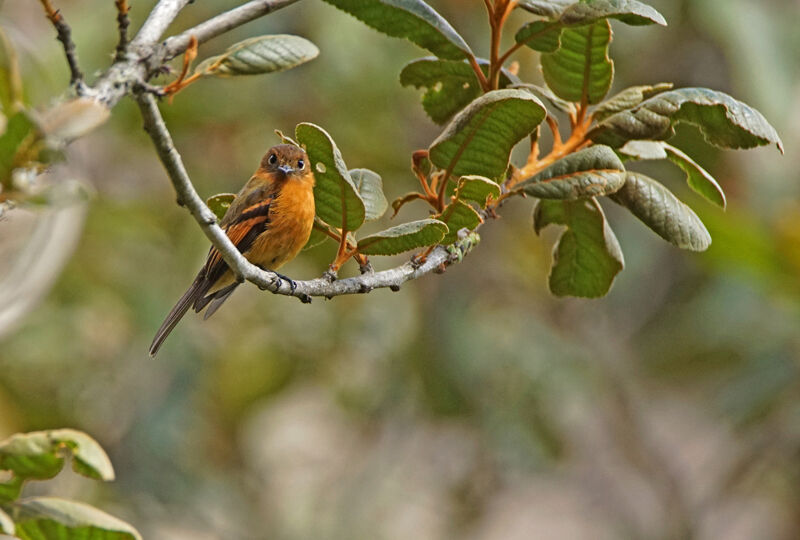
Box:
[1,0,799,539]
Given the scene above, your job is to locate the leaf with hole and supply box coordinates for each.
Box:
[14,497,141,540]
[518,145,626,200]
[541,20,614,104]
[559,0,667,26]
[196,35,319,77]
[619,140,725,208]
[322,0,472,60]
[295,123,365,232]
[455,175,500,207]
[593,83,673,122]
[206,193,236,221]
[0,429,114,482]
[439,200,482,244]
[588,87,783,152]
[357,219,447,255]
[399,58,516,124]
[534,198,624,297]
[429,89,546,181]
[610,172,711,251]
[350,168,388,221]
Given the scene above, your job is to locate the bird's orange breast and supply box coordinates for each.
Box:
[244,174,315,270]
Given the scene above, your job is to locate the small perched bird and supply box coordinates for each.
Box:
[149,144,315,356]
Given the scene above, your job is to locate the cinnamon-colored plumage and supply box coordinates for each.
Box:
[149,144,315,356]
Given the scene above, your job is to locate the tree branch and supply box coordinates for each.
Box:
[130,0,193,49]
[163,0,302,59]
[135,93,479,301]
[38,0,84,87]
[114,0,131,61]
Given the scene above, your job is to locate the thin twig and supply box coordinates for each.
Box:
[163,0,302,59]
[114,0,131,61]
[131,0,192,48]
[135,92,479,300]
[38,0,83,86]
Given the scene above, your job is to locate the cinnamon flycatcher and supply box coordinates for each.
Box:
[149,144,315,356]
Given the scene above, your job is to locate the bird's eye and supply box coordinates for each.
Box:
[297,159,305,169]
[268,154,277,165]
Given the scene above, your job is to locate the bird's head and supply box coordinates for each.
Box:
[260,144,311,180]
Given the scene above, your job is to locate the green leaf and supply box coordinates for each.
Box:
[303,226,330,251]
[610,172,711,251]
[357,219,447,255]
[518,145,626,199]
[560,0,667,26]
[350,168,388,221]
[14,497,141,540]
[196,35,319,77]
[0,29,24,113]
[0,112,35,184]
[516,0,572,18]
[455,175,501,207]
[588,87,784,152]
[514,20,563,53]
[439,200,482,244]
[534,198,624,297]
[206,193,236,221]
[0,429,114,482]
[593,83,673,122]
[429,89,546,180]
[399,58,516,124]
[619,140,726,208]
[321,0,472,60]
[541,20,614,104]
[295,123,365,232]
[0,507,13,536]
[0,475,22,504]
[511,83,576,115]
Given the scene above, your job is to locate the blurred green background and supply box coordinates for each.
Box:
[2,0,800,538]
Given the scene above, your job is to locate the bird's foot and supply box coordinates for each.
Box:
[272,272,298,294]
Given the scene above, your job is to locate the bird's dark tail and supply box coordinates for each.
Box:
[149,273,206,357]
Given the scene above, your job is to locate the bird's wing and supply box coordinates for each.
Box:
[203,196,274,286]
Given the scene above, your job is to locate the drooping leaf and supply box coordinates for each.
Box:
[534,198,624,297]
[0,475,22,503]
[663,143,725,208]
[321,0,472,60]
[206,193,236,221]
[429,89,546,180]
[610,172,711,251]
[439,199,482,244]
[399,58,516,124]
[14,497,141,540]
[589,87,784,152]
[560,0,667,26]
[619,140,725,208]
[350,168,388,221]
[295,123,365,232]
[196,35,319,77]
[0,429,114,482]
[516,0,572,18]
[593,83,673,122]
[514,20,563,53]
[455,175,501,207]
[357,218,447,255]
[518,145,626,199]
[541,20,614,104]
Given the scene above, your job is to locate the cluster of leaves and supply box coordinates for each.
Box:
[175,0,781,294]
[0,429,141,540]
[0,30,107,216]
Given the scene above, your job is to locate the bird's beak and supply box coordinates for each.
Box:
[277,165,294,176]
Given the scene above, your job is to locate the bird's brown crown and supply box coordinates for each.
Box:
[259,144,310,179]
